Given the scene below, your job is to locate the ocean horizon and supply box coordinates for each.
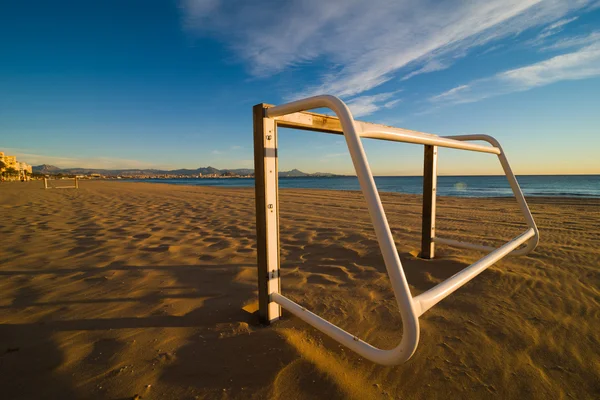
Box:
[131,174,600,199]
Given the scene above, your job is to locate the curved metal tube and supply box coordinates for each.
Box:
[412,227,535,316]
[267,95,420,365]
[442,134,539,256]
[263,96,539,365]
[360,129,501,154]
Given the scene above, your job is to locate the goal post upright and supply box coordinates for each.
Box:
[253,103,282,324]
[420,145,438,259]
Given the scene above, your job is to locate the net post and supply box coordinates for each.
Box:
[75,177,79,189]
[253,103,281,324]
[421,145,438,259]
[44,178,48,189]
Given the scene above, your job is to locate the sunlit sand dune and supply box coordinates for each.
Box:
[0,181,598,399]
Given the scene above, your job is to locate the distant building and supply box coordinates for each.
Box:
[1,150,32,181]
[4,155,17,169]
[17,162,32,178]
[0,152,9,174]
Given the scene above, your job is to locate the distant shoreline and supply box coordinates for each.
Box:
[121,175,600,199]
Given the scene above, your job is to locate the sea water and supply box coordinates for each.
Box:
[133,175,600,198]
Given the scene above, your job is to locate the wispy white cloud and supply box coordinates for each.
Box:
[541,31,600,51]
[383,99,402,109]
[540,16,579,38]
[526,15,581,47]
[180,0,219,24]
[211,149,222,154]
[430,41,600,105]
[0,148,168,169]
[401,59,449,81]
[180,0,595,100]
[587,0,600,11]
[345,91,400,117]
[479,44,505,56]
[430,85,470,102]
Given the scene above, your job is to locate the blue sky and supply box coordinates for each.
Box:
[1,0,599,175]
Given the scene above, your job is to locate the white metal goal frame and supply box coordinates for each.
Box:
[253,95,539,366]
[44,177,79,189]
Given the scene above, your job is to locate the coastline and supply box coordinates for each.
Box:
[123,175,600,199]
[112,178,600,201]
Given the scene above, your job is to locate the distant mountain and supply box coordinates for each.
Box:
[279,169,337,177]
[279,168,304,177]
[32,165,337,177]
[32,165,228,176]
[33,164,62,174]
[223,168,254,175]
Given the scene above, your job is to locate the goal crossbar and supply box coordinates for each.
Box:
[253,95,539,365]
[44,177,79,189]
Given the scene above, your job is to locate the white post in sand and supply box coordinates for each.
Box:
[253,103,282,325]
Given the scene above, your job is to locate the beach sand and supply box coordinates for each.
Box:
[0,181,598,399]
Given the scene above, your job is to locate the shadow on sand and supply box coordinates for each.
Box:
[0,262,299,398]
[0,251,473,399]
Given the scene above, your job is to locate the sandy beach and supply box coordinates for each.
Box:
[0,180,598,399]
